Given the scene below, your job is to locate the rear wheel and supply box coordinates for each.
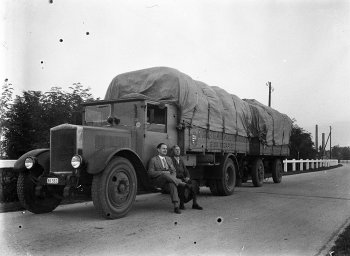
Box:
[92,157,137,219]
[210,158,236,196]
[17,171,63,214]
[272,159,283,183]
[251,158,264,187]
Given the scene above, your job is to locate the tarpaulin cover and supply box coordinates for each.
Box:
[105,67,292,145]
[243,99,292,146]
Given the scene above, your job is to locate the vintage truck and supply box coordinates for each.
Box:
[14,67,292,219]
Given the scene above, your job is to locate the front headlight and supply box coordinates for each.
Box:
[71,155,83,169]
[24,157,36,169]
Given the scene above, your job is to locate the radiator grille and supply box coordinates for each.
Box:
[50,127,76,173]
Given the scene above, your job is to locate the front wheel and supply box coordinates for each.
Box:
[92,157,137,219]
[251,158,264,187]
[17,172,63,214]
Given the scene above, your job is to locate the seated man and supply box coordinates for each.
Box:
[171,145,203,210]
[148,143,185,214]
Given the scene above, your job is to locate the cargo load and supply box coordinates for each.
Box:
[105,67,292,146]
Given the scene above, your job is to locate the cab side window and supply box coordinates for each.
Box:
[146,104,167,133]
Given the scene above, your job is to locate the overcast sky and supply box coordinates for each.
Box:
[1,0,350,147]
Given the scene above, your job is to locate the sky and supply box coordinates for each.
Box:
[1,0,350,147]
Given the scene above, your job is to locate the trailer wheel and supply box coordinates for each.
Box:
[272,159,283,183]
[251,158,264,187]
[92,157,137,219]
[211,158,236,196]
[17,171,63,214]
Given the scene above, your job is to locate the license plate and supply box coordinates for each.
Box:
[47,178,59,184]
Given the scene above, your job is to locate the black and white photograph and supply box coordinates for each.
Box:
[1,1,350,255]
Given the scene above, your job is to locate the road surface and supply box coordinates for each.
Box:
[1,164,350,256]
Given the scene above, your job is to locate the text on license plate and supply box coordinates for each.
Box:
[47,178,59,184]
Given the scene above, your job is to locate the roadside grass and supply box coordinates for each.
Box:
[329,224,350,256]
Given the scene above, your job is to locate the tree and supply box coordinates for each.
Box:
[289,120,317,160]
[0,79,14,158]
[2,84,96,159]
[4,91,45,158]
[332,146,350,160]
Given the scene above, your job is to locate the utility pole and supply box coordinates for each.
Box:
[330,126,332,159]
[266,81,273,107]
[322,133,325,159]
[315,125,318,156]
[322,126,332,159]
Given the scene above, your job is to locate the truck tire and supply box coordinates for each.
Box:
[271,159,283,183]
[251,158,264,187]
[17,172,62,214]
[92,157,137,219]
[210,158,236,196]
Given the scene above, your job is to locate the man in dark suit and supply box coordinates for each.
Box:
[171,145,203,210]
[148,143,185,214]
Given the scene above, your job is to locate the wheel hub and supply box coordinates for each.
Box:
[118,182,126,193]
[109,172,130,205]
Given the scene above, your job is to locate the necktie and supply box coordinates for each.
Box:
[162,158,168,170]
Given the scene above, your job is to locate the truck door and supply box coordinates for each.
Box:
[143,103,178,164]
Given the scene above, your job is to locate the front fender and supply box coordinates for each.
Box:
[86,148,118,174]
[86,148,143,175]
[14,149,50,172]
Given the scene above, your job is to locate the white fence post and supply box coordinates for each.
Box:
[306,159,309,170]
[283,159,288,172]
[292,159,296,171]
[300,159,304,171]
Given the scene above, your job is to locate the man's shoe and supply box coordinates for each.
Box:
[192,204,203,210]
[180,203,185,210]
[174,207,181,214]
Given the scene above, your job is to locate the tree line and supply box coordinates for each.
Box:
[1,81,347,160]
[0,81,97,159]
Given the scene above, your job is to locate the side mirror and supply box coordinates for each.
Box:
[107,116,120,125]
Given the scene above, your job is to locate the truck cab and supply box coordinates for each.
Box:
[14,98,179,219]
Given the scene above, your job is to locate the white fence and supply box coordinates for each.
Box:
[0,160,16,168]
[340,160,350,164]
[283,159,339,172]
[0,159,341,173]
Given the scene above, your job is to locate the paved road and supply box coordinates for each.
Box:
[1,165,350,256]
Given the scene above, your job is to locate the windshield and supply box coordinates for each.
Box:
[84,105,111,126]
